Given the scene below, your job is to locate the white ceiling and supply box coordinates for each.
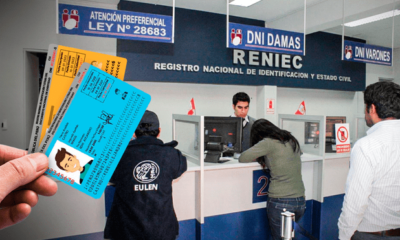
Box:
[126,0,400,48]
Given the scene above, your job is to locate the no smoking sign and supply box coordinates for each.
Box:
[335,123,350,153]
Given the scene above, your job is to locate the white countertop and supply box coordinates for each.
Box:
[324,152,351,159]
[185,152,324,171]
[186,157,259,172]
[301,152,324,162]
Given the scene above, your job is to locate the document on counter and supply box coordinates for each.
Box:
[38,63,151,198]
[28,44,127,153]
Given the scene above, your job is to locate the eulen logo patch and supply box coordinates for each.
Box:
[133,160,160,184]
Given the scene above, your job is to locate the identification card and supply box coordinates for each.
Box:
[38,63,150,198]
[28,44,127,153]
[28,45,58,153]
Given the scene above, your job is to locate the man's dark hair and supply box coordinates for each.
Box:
[232,92,250,106]
[55,148,73,170]
[364,81,400,119]
[135,123,160,137]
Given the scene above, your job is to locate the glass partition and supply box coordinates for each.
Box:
[172,114,204,167]
[278,114,325,157]
[355,115,369,142]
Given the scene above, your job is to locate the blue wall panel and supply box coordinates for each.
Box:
[62,195,345,240]
[319,194,345,240]
[297,200,315,240]
[203,208,269,240]
[311,200,322,239]
[105,183,345,240]
[176,219,197,240]
[199,201,314,240]
[118,2,366,91]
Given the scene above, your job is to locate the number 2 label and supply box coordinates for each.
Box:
[257,176,269,196]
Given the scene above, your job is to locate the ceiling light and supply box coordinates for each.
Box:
[344,9,400,27]
[229,0,261,7]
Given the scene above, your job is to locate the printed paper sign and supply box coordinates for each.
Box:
[343,40,392,66]
[252,169,270,203]
[59,3,173,43]
[28,44,127,153]
[228,23,304,55]
[335,123,350,153]
[38,63,151,198]
[266,98,275,114]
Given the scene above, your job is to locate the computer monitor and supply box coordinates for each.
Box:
[304,122,320,144]
[204,116,243,163]
[325,116,346,152]
[326,116,346,138]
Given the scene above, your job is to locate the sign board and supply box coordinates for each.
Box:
[252,169,270,203]
[58,3,173,43]
[228,23,304,55]
[343,40,392,66]
[266,98,275,114]
[335,123,350,153]
[118,2,366,91]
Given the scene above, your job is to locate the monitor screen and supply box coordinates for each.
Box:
[304,122,319,144]
[326,116,346,138]
[204,116,243,154]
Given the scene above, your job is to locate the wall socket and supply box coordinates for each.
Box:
[1,120,7,130]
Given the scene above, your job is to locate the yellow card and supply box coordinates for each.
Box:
[29,44,127,153]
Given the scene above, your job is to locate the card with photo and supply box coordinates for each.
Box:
[38,63,150,198]
[28,44,127,153]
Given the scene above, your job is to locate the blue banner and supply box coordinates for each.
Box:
[228,23,304,55]
[118,2,366,91]
[252,169,270,203]
[343,40,392,66]
[58,4,173,43]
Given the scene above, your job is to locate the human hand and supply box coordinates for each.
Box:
[0,144,58,230]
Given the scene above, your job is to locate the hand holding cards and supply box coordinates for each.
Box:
[37,63,150,198]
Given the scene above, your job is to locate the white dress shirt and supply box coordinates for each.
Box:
[338,119,400,240]
[230,114,249,127]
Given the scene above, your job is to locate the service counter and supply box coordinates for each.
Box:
[186,152,324,171]
[170,151,351,239]
[170,114,352,239]
[323,152,350,198]
[173,152,325,222]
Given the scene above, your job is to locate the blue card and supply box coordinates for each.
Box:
[38,63,151,198]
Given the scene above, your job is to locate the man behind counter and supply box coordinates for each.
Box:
[230,92,256,151]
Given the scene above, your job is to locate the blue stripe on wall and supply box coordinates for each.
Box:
[175,219,197,240]
[203,208,269,240]
[46,232,104,240]
[319,194,345,240]
[179,195,344,240]
[58,194,345,240]
[177,201,314,240]
[311,199,322,239]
